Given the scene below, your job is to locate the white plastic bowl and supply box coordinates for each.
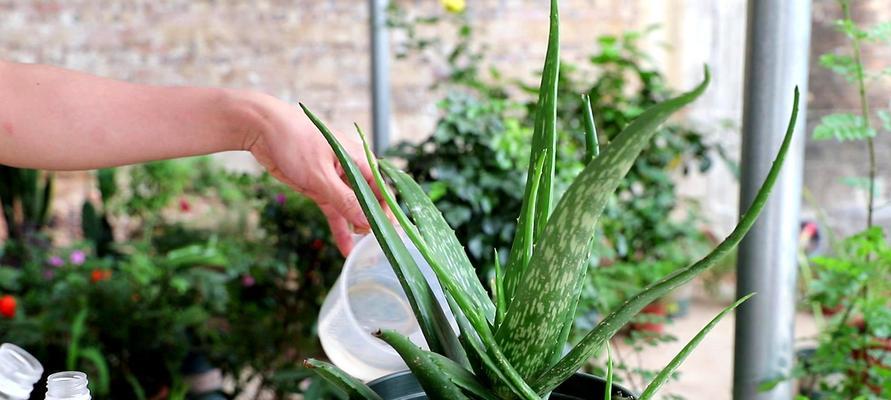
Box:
[318,233,455,381]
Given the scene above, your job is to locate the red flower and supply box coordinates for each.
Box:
[311,239,325,250]
[179,198,191,212]
[0,295,16,319]
[91,269,112,283]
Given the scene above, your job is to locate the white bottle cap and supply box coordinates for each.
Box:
[0,343,44,399]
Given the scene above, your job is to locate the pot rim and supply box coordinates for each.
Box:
[368,369,637,399]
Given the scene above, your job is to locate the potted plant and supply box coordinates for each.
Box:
[299,1,799,398]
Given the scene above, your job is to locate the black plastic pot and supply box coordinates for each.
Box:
[368,370,636,400]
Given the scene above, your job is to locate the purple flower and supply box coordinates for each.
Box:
[69,250,86,266]
[241,274,256,287]
[43,270,55,280]
[48,256,64,268]
[275,193,287,206]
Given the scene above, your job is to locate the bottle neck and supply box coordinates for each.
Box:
[0,390,28,400]
[45,371,91,400]
[0,343,43,400]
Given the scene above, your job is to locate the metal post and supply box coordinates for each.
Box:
[733,1,811,399]
[370,0,391,153]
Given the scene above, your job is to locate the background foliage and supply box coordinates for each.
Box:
[0,162,344,399]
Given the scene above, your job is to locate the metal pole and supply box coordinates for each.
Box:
[733,1,811,399]
[370,0,391,153]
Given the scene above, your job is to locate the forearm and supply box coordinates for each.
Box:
[0,61,264,170]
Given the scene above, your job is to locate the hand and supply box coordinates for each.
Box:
[237,91,382,256]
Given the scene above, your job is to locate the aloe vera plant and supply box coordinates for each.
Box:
[301,1,800,398]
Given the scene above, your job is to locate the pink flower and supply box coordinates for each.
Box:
[275,193,287,206]
[179,198,191,212]
[241,275,256,287]
[43,270,55,280]
[70,250,86,266]
[48,256,64,268]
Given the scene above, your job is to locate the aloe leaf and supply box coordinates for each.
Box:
[638,293,755,400]
[503,0,560,303]
[379,328,501,400]
[604,343,614,400]
[493,249,506,325]
[355,126,466,363]
[548,264,587,366]
[497,68,711,381]
[582,94,600,162]
[511,152,547,289]
[533,87,800,394]
[301,104,456,357]
[446,297,540,400]
[376,330,471,400]
[379,159,496,324]
[381,162,539,400]
[303,359,383,400]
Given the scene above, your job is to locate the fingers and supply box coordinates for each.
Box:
[324,168,371,232]
[339,136,385,201]
[321,205,355,256]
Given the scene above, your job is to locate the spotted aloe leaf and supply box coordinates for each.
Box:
[376,330,473,400]
[300,104,459,359]
[358,130,536,399]
[303,359,382,400]
[379,159,496,324]
[638,293,755,400]
[533,88,801,394]
[502,0,560,305]
[496,68,711,381]
[446,297,539,400]
[355,125,467,363]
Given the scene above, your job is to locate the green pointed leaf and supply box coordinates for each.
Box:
[493,250,506,325]
[503,0,560,303]
[638,293,754,400]
[604,343,614,400]
[446,296,540,400]
[380,160,496,324]
[549,265,587,366]
[356,126,466,363]
[503,151,547,301]
[378,328,501,400]
[303,359,383,400]
[78,347,110,396]
[533,87,800,394]
[497,68,711,381]
[582,94,600,163]
[301,104,457,357]
[376,330,471,400]
[378,161,535,399]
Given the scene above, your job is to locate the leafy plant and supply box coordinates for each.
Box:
[811,0,890,227]
[388,12,720,396]
[0,166,54,266]
[787,229,891,399]
[1,165,345,399]
[781,2,891,398]
[300,1,799,398]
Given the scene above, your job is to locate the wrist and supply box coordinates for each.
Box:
[221,88,276,152]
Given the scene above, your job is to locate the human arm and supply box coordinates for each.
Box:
[0,61,376,254]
